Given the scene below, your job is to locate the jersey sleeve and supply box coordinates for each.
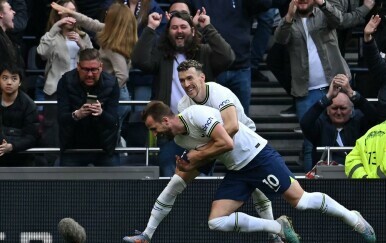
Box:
[209,84,236,112]
[190,106,221,137]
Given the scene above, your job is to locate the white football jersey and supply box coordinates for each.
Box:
[178,82,256,131]
[174,105,267,170]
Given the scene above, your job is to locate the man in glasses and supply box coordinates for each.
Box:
[56,48,120,166]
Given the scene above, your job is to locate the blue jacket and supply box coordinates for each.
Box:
[57,69,119,155]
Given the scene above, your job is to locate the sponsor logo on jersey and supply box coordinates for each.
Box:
[218,99,230,109]
[202,117,214,132]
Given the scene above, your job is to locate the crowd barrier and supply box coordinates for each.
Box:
[0,177,384,242]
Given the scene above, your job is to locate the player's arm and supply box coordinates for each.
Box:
[220,106,239,138]
[177,124,233,172]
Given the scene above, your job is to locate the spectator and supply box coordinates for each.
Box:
[270,0,374,118]
[7,0,28,61]
[189,0,252,115]
[345,121,386,179]
[251,8,277,83]
[56,48,120,166]
[274,0,370,172]
[0,0,23,68]
[74,0,111,46]
[126,0,167,36]
[363,14,386,121]
[0,64,39,166]
[37,0,92,166]
[51,2,138,156]
[130,9,234,176]
[300,74,378,165]
[121,0,168,150]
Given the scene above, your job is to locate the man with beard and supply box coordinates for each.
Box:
[0,0,23,68]
[56,48,120,166]
[274,0,373,173]
[131,9,234,176]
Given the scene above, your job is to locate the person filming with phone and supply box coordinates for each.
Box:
[57,48,120,166]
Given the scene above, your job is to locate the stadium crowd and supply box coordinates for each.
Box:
[0,0,386,180]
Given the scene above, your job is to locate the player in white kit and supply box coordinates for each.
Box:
[138,101,376,243]
[123,60,282,242]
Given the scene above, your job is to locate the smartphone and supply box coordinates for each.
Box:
[86,94,98,104]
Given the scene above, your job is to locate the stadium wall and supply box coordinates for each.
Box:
[0,179,384,242]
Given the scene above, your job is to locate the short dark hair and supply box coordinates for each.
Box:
[169,0,193,15]
[78,48,101,62]
[177,59,203,72]
[142,101,174,122]
[0,64,24,82]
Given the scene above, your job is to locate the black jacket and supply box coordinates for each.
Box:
[0,91,39,166]
[57,69,119,155]
[300,94,379,164]
[363,39,386,121]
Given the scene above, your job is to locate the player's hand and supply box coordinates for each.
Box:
[176,155,194,172]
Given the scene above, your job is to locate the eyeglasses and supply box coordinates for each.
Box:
[169,10,190,17]
[79,66,100,74]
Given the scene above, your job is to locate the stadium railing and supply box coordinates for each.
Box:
[26,100,159,166]
[316,146,354,164]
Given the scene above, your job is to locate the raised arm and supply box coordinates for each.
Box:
[50,2,104,32]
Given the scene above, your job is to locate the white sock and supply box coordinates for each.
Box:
[295,192,358,226]
[143,175,187,238]
[208,212,281,234]
[252,188,274,220]
[252,188,276,238]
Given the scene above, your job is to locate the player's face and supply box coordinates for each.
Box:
[168,17,194,51]
[145,116,174,139]
[0,70,20,96]
[0,2,15,30]
[327,93,352,127]
[178,67,205,100]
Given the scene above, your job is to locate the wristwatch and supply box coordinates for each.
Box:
[72,110,79,121]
